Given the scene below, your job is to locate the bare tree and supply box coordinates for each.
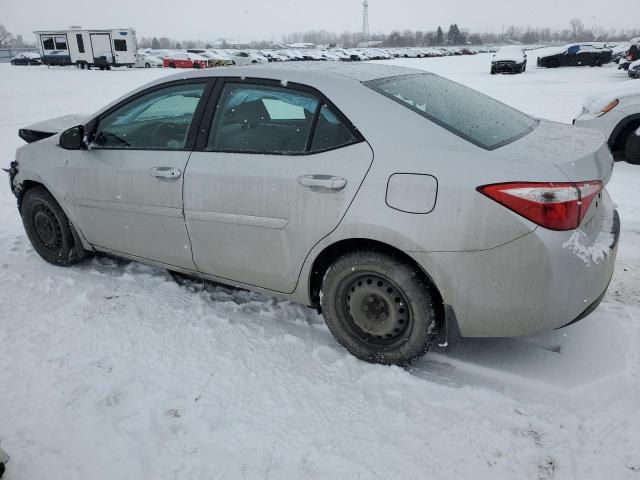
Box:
[570,18,584,40]
[0,25,14,48]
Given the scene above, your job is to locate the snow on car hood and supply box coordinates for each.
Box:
[582,82,640,114]
[22,113,88,135]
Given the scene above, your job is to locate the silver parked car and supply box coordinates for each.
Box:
[573,83,640,165]
[8,63,619,365]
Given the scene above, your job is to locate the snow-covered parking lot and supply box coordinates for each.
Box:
[1,55,639,479]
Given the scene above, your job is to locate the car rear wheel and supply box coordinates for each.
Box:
[321,250,439,365]
[625,131,640,165]
[169,62,176,68]
[21,186,86,266]
[145,62,150,68]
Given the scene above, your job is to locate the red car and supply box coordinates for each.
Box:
[163,52,208,69]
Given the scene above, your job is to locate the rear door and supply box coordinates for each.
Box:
[184,80,373,293]
[112,31,133,65]
[66,80,212,269]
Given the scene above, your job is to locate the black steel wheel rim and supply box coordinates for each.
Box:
[340,272,412,350]
[32,202,63,251]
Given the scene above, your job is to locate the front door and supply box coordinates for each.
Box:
[66,81,210,269]
[184,81,373,293]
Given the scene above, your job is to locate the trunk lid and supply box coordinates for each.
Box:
[498,119,614,184]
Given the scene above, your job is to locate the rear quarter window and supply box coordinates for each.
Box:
[365,73,538,150]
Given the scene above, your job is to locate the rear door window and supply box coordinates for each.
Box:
[208,83,319,154]
[365,73,538,150]
[310,104,358,152]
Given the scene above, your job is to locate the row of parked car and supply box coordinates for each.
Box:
[489,40,640,78]
[132,46,490,69]
[8,45,491,69]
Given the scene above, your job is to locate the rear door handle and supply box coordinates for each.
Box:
[151,167,182,179]
[297,175,347,191]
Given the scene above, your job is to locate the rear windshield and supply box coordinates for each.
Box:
[365,73,538,150]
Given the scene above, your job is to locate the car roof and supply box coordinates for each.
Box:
[160,62,423,85]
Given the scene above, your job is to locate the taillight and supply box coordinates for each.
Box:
[477,181,603,231]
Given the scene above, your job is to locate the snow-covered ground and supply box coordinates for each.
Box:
[1,56,639,479]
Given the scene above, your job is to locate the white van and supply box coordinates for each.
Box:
[34,28,137,69]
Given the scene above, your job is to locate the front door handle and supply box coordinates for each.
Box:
[297,175,347,191]
[151,167,182,179]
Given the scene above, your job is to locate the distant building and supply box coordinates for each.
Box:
[357,40,383,48]
[284,42,316,49]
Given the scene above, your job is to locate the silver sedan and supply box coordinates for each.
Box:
[8,63,619,365]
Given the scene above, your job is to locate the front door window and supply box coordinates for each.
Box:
[93,83,206,150]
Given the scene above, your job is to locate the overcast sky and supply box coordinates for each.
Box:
[2,0,638,42]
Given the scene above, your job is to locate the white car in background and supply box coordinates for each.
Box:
[147,50,172,60]
[574,84,640,164]
[227,50,264,66]
[135,54,163,68]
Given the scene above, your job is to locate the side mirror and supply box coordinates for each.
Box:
[59,125,85,150]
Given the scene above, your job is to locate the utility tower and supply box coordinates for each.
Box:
[362,0,370,41]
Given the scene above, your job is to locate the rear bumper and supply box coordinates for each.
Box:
[492,62,522,73]
[411,207,619,338]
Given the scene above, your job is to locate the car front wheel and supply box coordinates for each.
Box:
[321,250,439,365]
[21,186,86,266]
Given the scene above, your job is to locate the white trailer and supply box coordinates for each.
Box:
[34,28,138,69]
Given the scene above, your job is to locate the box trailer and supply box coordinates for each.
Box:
[34,28,138,69]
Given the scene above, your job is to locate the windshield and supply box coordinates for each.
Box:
[365,73,539,150]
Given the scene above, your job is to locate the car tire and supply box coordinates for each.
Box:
[145,62,150,68]
[321,250,439,365]
[169,62,176,68]
[490,67,496,75]
[549,59,559,68]
[625,131,640,165]
[21,186,86,266]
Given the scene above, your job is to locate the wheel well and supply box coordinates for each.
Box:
[611,117,640,154]
[308,238,445,322]
[15,180,44,210]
